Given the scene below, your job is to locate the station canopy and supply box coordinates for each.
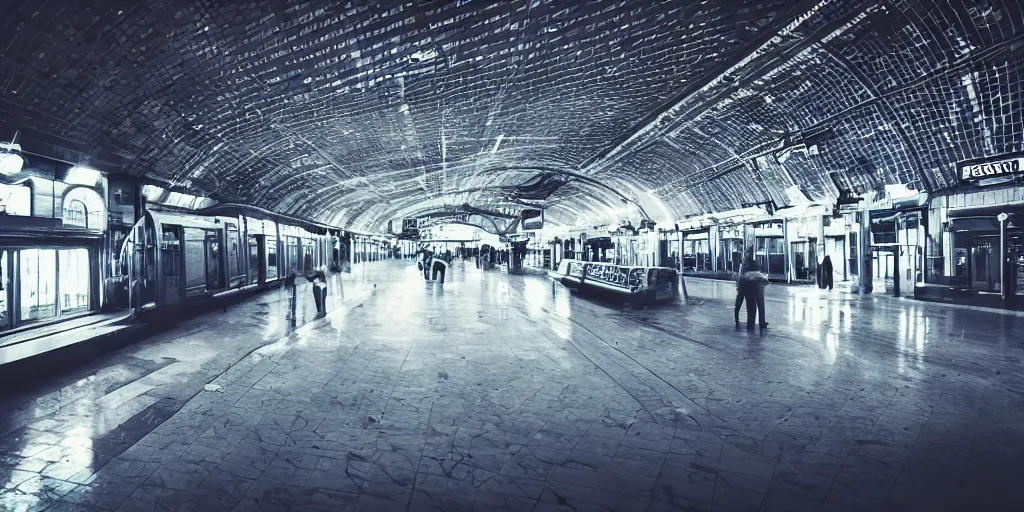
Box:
[1,0,1021,232]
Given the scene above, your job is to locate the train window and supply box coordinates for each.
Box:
[162,227,182,277]
[266,237,278,279]
[0,251,8,330]
[19,249,57,323]
[303,240,314,271]
[247,236,259,284]
[58,248,90,315]
[226,224,242,282]
[286,237,299,274]
[205,231,221,290]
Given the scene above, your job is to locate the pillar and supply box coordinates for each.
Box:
[783,218,791,283]
[858,208,873,294]
[999,212,1008,306]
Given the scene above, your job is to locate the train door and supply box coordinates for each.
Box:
[140,216,157,307]
[286,237,299,275]
[265,236,278,280]
[226,223,242,287]
[247,235,261,285]
[205,230,222,290]
[160,225,183,305]
[183,228,208,297]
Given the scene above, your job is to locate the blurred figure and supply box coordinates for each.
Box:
[820,255,834,291]
[734,258,747,327]
[741,259,770,330]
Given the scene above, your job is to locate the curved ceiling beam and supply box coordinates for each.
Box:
[470,165,653,221]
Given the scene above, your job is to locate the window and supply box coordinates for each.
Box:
[266,237,278,279]
[59,248,90,314]
[226,224,241,282]
[286,237,299,273]
[63,199,88,228]
[247,236,260,284]
[303,241,314,271]
[719,239,743,273]
[683,238,711,271]
[20,249,57,323]
[756,237,785,275]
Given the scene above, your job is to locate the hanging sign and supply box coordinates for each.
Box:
[958,154,1024,183]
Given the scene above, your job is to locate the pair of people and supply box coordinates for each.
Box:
[734,258,769,330]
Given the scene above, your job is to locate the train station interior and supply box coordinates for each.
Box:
[1,1,1023,511]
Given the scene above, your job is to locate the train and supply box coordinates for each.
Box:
[552,259,679,304]
[112,206,343,312]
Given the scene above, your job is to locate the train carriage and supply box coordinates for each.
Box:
[113,208,337,313]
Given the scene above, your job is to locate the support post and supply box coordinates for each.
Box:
[858,209,873,295]
[999,212,1008,306]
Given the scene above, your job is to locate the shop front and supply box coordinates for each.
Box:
[1,155,109,335]
[868,208,925,297]
[917,152,1024,309]
[930,205,1024,308]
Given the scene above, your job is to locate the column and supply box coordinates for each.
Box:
[858,208,873,294]
[999,212,1008,306]
[783,218,791,283]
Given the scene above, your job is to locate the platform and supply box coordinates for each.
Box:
[1,261,1022,512]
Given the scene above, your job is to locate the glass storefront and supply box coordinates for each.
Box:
[1009,231,1024,297]
[59,248,90,315]
[20,249,58,323]
[0,247,93,329]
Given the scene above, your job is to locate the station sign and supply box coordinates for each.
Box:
[957,153,1024,183]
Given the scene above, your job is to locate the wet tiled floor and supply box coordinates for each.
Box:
[2,261,1023,511]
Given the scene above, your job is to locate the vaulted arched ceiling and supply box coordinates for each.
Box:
[1,0,1021,231]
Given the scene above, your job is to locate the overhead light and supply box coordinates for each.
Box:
[0,142,24,175]
[65,165,102,186]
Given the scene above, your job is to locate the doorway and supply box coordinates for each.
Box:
[205,231,222,290]
[824,236,847,281]
[971,235,1001,293]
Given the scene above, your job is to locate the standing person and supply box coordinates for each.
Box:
[741,259,770,330]
[821,255,834,291]
[734,258,747,327]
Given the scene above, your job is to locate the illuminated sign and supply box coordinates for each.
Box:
[958,154,1024,183]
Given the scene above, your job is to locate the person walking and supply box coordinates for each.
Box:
[734,258,747,327]
[741,259,770,330]
[821,255,834,291]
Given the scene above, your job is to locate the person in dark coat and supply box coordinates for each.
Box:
[734,259,747,327]
[820,255,834,291]
[741,259,770,330]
